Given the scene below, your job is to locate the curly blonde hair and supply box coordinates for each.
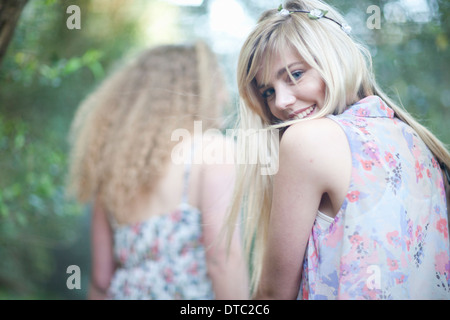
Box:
[66,41,228,222]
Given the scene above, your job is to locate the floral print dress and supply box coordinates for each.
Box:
[299,96,450,299]
[106,163,214,300]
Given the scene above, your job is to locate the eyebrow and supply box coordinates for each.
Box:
[257,62,305,89]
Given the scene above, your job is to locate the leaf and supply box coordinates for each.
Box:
[63,57,83,75]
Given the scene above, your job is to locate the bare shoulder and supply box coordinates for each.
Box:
[279,118,350,182]
[280,118,345,157]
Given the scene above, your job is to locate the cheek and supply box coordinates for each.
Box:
[313,80,326,106]
[319,83,326,103]
[263,100,278,121]
[267,103,284,122]
[268,103,279,117]
[303,71,326,104]
[313,79,325,94]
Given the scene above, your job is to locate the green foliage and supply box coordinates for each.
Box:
[370,1,450,142]
[0,114,83,297]
[0,0,449,300]
[1,1,105,87]
[0,0,177,299]
[23,49,104,87]
[0,0,121,299]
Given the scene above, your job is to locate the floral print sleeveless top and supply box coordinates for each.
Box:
[106,162,214,300]
[299,96,450,299]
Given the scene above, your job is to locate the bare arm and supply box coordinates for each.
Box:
[88,199,116,300]
[200,136,249,300]
[254,119,346,299]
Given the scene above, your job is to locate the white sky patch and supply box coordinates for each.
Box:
[208,0,254,53]
[165,0,204,6]
[385,0,435,23]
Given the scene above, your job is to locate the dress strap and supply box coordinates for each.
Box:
[181,142,196,205]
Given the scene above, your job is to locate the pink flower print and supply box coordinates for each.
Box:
[324,219,344,248]
[362,285,380,300]
[356,107,371,117]
[361,160,373,171]
[415,225,422,239]
[411,139,422,160]
[188,261,198,275]
[384,151,397,168]
[348,232,363,248]
[164,267,174,283]
[435,251,450,274]
[431,157,439,168]
[172,209,182,222]
[180,244,190,256]
[339,263,352,279]
[438,179,446,197]
[426,169,432,178]
[124,282,131,297]
[434,205,441,215]
[339,261,361,284]
[358,126,370,135]
[386,230,400,247]
[400,252,409,268]
[405,239,412,251]
[387,258,399,271]
[379,99,394,117]
[386,107,394,118]
[395,274,406,284]
[308,250,319,269]
[384,151,393,162]
[415,160,423,181]
[346,190,360,202]
[301,286,309,300]
[363,141,380,162]
[119,248,128,264]
[151,239,160,257]
[132,223,141,235]
[436,218,449,239]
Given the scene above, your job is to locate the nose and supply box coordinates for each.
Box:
[274,85,295,112]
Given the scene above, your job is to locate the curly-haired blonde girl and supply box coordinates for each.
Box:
[67,42,248,300]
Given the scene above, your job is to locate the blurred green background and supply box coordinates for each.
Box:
[0,0,449,299]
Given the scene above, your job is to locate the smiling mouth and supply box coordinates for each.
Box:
[289,105,316,120]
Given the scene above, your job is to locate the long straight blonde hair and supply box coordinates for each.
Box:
[228,0,450,292]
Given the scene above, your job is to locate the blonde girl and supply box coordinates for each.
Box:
[67,42,248,299]
[229,0,450,299]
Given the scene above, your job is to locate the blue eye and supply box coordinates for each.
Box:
[290,70,303,81]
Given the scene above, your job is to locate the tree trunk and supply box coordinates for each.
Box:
[0,0,29,68]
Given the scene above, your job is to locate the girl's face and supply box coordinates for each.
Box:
[255,47,326,122]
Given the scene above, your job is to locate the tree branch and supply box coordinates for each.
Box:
[0,0,29,68]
